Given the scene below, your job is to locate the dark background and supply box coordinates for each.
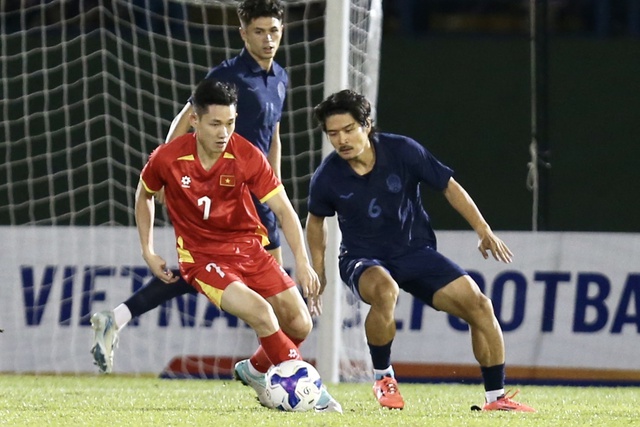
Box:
[377,36,640,232]
[379,1,640,232]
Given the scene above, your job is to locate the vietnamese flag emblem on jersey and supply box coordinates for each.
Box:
[220,175,236,187]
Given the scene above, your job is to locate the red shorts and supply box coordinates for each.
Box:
[180,242,295,308]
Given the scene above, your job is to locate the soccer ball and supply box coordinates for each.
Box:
[265,360,323,411]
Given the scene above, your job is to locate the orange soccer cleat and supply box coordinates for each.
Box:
[482,390,536,412]
[372,376,405,409]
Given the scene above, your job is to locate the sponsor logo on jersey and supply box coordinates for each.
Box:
[386,174,402,193]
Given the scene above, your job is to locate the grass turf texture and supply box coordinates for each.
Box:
[1,375,638,426]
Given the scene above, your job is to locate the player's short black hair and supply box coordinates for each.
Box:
[314,89,375,134]
[191,79,238,117]
[237,0,284,28]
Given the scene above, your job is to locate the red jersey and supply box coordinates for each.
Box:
[140,132,283,261]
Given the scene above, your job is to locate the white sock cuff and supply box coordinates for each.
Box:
[373,365,395,380]
[247,361,262,377]
[113,303,132,330]
[485,388,505,403]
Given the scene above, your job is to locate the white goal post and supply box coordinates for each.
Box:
[0,0,382,380]
[317,0,382,384]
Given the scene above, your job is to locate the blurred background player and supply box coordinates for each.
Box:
[305,89,535,412]
[134,78,340,412]
[91,0,289,375]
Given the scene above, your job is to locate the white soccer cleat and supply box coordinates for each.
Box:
[315,385,343,413]
[90,311,119,374]
[234,359,273,408]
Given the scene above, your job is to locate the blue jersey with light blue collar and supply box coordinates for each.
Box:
[204,48,288,155]
[308,133,454,259]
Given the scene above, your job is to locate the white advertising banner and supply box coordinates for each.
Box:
[0,227,638,383]
[391,231,640,384]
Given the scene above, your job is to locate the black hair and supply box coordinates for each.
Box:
[313,89,376,135]
[237,0,284,28]
[191,79,238,117]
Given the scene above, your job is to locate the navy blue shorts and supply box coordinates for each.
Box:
[339,246,466,308]
[253,197,280,250]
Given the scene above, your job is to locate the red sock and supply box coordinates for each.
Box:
[256,330,301,367]
[290,336,304,347]
[249,348,272,373]
[250,334,305,373]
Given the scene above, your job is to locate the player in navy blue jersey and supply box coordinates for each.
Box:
[305,89,535,412]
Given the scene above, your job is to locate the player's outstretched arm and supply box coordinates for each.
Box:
[165,102,193,144]
[305,214,328,290]
[442,177,513,263]
[305,213,328,316]
[134,181,178,283]
[266,191,320,301]
[154,103,193,205]
[267,123,282,179]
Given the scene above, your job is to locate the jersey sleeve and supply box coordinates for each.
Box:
[405,137,454,191]
[307,163,336,217]
[139,146,165,193]
[244,142,282,202]
[189,64,231,103]
[204,64,226,81]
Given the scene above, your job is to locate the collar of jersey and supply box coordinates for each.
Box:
[239,48,280,77]
[336,134,388,177]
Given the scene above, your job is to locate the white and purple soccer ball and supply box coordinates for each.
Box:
[265,360,323,411]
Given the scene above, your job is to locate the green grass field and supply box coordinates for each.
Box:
[0,374,638,426]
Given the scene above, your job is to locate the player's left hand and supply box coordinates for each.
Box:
[477,231,513,263]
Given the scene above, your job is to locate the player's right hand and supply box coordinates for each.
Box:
[144,253,179,283]
[295,261,321,300]
[307,294,322,317]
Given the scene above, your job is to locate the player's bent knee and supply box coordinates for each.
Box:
[360,272,399,307]
[462,293,496,325]
[248,310,281,336]
[373,284,399,308]
[231,297,279,334]
[268,304,312,339]
[476,293,495,315]
[288,319,312,341]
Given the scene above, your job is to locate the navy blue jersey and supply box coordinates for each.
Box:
[204,48,288,155]
[308,133,454,259]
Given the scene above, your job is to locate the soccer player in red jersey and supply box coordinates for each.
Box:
[135,78,341,412]
[90,0,293,377]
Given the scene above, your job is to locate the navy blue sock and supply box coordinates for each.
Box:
[481,363,505,392]
[368,340,393,371]
[124,270,196,317]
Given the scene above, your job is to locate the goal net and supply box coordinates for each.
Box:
[0,0,381,381]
